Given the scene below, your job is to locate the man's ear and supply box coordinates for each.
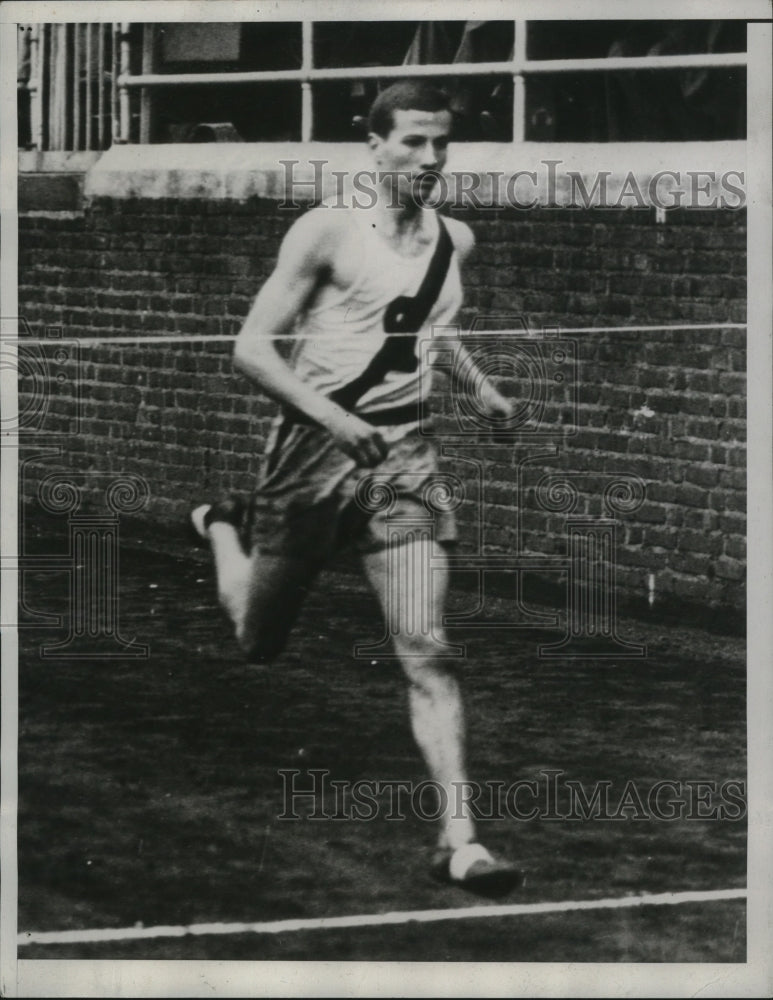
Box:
[367,131,382,156]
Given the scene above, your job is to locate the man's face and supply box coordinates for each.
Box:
[368,107,452,204]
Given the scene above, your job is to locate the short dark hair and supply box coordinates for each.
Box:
[367,80,452,138]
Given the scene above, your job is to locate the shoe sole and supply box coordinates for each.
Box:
[431,852,525,897]
[455,863,525,897]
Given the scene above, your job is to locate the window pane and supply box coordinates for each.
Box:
[605,67,746,141]
[18,25,33,148]
[312,75,513,142]
[526,19,746,60]
[400,21,514,65]
[152,83,301,142]
[155,22,302,72]
[525,67,746,142]
[313,20,514,68]
[313,22,420,68]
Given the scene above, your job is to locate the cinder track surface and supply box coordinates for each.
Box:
[17,520,746,962]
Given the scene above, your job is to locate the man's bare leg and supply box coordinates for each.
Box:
[361,537,475,851]
[192,503,322,661]
[191,505,252,639]
[361,535,523,893]
[207,522,255,638]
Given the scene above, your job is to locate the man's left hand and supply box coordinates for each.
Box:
[478,382,516,421]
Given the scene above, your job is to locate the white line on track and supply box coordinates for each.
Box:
[8,322,747,346]
[17,887,746,947]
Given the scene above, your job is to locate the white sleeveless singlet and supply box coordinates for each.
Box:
[288,209,463,428]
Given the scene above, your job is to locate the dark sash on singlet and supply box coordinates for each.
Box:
[283,217,454,429]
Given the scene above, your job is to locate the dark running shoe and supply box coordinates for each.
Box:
[190,495,248,546]
[431,843,525,897]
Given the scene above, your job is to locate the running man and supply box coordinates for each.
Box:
[192,81,523,894]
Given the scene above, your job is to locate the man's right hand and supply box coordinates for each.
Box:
[324,406,389,468]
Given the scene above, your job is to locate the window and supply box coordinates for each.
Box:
[311,21,515,142]
[18,20,747,151]
[526,20,746,141]
[150,23,302,141]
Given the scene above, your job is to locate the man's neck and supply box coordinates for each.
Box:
[373,195,429,236]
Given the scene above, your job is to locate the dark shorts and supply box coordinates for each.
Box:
[248,420,458,562]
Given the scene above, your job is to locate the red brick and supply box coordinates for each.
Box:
[716,556,744,581]
[19,200,747,612]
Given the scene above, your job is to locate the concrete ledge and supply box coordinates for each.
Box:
[18,150,102,173]
[83,141,747,209]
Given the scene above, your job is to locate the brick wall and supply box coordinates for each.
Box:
[18,195,746,614]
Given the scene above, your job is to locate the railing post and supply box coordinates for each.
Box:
[118,21,131,143]
[85,23,94,150]
[97,22,105,149]
[139,23,154,143]
[73,22,81,150]
[111,23,120,146]
[301,20,313,142]
[513,19,527,143]
[49,24,59,148]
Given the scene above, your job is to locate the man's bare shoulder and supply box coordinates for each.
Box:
[443,215,475,261]
[280,205,353,268]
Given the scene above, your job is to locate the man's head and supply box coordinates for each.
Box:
[367,80,452,139]
[367,80,453,205]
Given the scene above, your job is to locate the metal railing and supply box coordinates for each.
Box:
[19,21,748,150]
[19,22,117,151]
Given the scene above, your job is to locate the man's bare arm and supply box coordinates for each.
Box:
[233,211,388,467]
[452,342,516,418]
[441,219,515,419]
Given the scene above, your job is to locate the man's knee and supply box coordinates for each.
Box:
[394,630,453,660]
[395,635,461,687]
